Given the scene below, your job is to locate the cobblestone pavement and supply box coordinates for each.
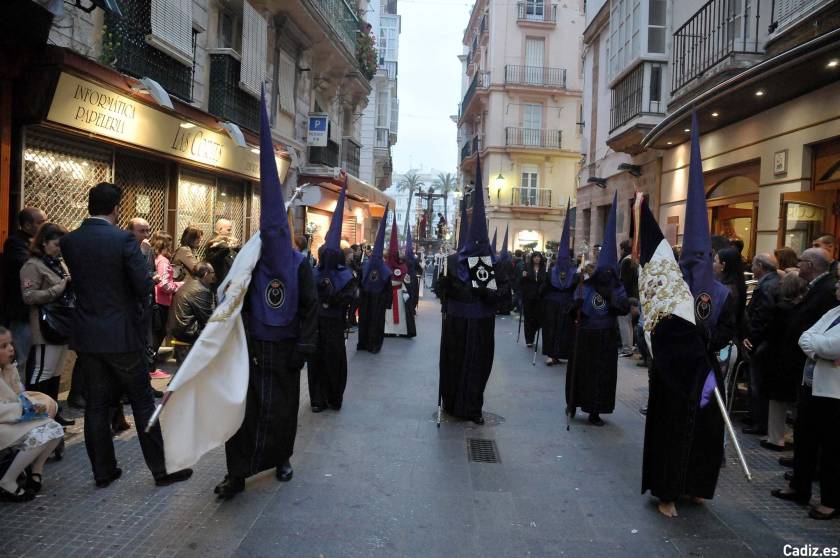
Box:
[1,295,839,557]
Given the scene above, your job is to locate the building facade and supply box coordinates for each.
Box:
[1,0,393,254]
[455,0,585,252]
[358,0,399,191]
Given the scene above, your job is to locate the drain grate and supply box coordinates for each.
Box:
[468,438,500,464]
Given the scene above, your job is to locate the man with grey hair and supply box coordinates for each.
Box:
[204,218,239,292]
[742,253,780,440]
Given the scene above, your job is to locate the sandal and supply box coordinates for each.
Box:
[0,485,35,502]
[808,507,840,520]
[25,473,43,493]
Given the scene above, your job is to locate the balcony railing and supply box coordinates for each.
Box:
[341,138,360,177]
[504,65,566,88]
[505,127,562,149]
[671,0,766,94]
[769,0,829,33]
[375,127,390,149]
[516,2,557,23]
[381,61,398,80]
[308,0,360,56]
[510,187,552,208]
[105,1,194,102]
[460,141,472,162]
[610,62,666,131]
[309,140,340,168]
[208,52,260,132]
[460,72,490,115]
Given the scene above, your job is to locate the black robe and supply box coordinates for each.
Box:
[438,254,499,419]
[641,317,725,501]
[406,261,421,314]
[541,271,576,360]
[494,260,514,315]
[356,285,390,353]
[225,261,318,478]
[307,278,357,410]
[521,264,546,345]
[565,287,630,414]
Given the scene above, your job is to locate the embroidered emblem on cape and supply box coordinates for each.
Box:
[318,277,333,292]
[592,293,607,310]
[266,279,286,309]
[369,269,380,282]
[559,271,567,282]
[393,268,402,277]
[468,256,497,290]
[695,292,712,321]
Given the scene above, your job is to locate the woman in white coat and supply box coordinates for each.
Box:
[771,273,840,520]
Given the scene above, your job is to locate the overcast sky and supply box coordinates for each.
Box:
[392,0,472,176]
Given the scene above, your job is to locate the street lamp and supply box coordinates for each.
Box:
[494,172,505,205]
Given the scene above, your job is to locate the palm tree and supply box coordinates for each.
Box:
[397,170,424,236]
[433,172,457,237]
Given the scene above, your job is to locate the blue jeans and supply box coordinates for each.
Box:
[9,320,32,384]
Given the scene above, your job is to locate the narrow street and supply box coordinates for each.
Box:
[1,294,839,557]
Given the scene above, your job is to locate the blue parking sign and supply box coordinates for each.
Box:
[307,115,329,146]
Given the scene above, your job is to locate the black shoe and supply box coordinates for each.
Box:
[311,405,324,413]
[470,415,485,425]
[55,414,76,427]
[215,475,245,499]
[155,468,193,486]
[95,468,122,488]
[328,402,342,411]
[588,414,605,427]
[770,488,810,505]
[566,406,576,419]
[784,471,794,482]
[0,485,35,502]
[742,426,767,435]
[24,472,42,493]
[760,440,786,452]
[779,456,794,468]
[276,462,293,482]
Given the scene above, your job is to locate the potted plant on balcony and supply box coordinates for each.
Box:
[357,31,378,81]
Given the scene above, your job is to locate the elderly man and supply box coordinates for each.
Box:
[813,235,837,275]
[742,253,780,440]
[167,262,216,363]
[2,207,46,380]
[205,218,239,290]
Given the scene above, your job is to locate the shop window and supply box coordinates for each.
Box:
[114,153,168,234]
[22,129,112,232]
[177,172,247,258]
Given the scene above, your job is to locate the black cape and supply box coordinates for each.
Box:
[307,278,357,410]
[357,284,390,353]
[641,316,724,501]
[438,254,498,419]
[225,260,318,478]
[541,272,576,360]
[493,260,514,315]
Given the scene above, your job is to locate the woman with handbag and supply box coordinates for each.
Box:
[171,226,203,282]
[20,223,74,427]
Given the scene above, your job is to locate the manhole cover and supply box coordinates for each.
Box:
[467,438,500,463]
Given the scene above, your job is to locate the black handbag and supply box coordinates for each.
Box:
[39,300,75,344]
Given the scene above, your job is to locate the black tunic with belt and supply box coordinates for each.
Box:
[356,284,390,354]
[521,263,546,344]
[438,254,499,420]
[225,260,318,478]
[307,278,357,410]
[541,268,577,360]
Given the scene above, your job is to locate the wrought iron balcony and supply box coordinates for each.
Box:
[208,52,260,133]
[505,127,562,149]
[341,138,361,177]
[459,135,482,163]
[309,140,340,168]
[307,0,360,55]
[516,2,557,23]
[460,72,490,116]
[671,0,766,94]
[460,141,472,162]
[610,62,666,132]
[510,187,552,208]
[104,0,193,102]
[504,65,566,88]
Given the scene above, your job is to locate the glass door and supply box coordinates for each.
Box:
[779,191,837,256]
[522,104,542,146]
[524,38,545,84]
[520,164,539,206]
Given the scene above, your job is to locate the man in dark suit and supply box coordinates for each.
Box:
[61,182,192,488]
[742,253,780,438]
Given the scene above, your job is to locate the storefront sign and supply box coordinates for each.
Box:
[307,114,329,146]
[46,73,267,180]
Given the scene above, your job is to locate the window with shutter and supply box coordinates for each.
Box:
[240,0,267,99]
[277,49,296,114]
[148,0,194,66]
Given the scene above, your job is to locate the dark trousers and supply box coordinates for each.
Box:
[523,298,540,344]
[79,351,166,481]
[150,304,170,360]
[748,361,769,430]
[791,386,840,508]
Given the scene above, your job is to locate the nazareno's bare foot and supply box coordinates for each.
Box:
[690,496,705,505]
[658,501,678,517]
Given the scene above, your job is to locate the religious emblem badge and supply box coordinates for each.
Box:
[318,277,333,292]
[467,256,497,290]
[393,268,402,277]
[695,292,712,321]
[369,269,380,282]
[559,271,568,282]
[592,293,607,310]
[265,278,286,309]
